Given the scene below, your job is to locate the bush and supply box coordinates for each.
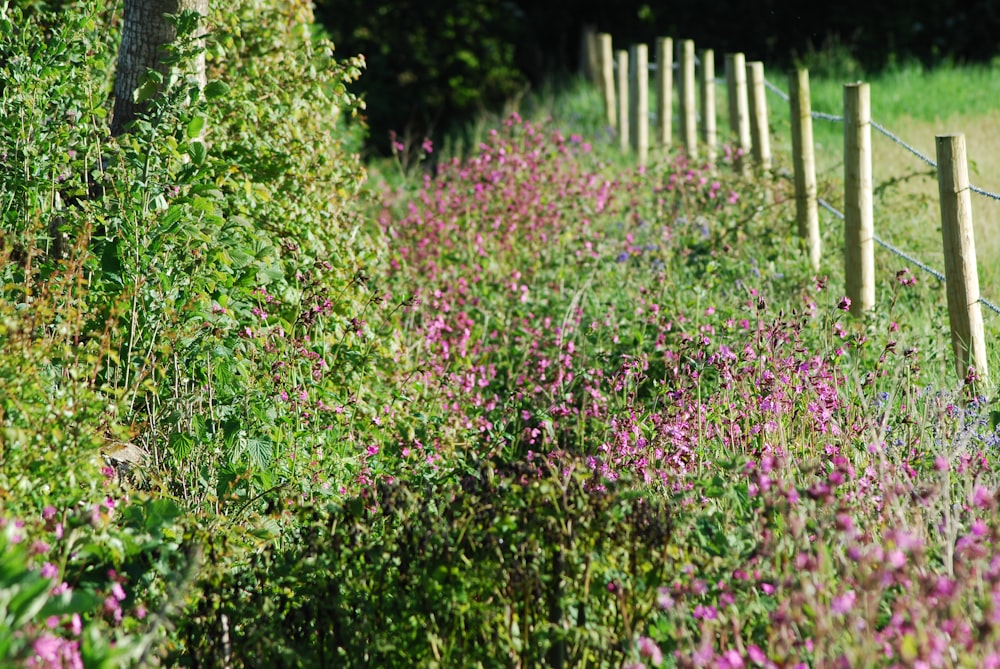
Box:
[314,0,526,154]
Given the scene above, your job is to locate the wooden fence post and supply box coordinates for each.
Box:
[843,82,875,315]
[656,37,673,149]
[598,33,616,130]
[680,39,697,161]
[581,25,599,84]
[747,61,771,171]
[789,68,820,270]
[725,53,751,173]
[630,43,649,166]
[617,50,629,154]
[700,48,716,165]
[936,133,989,385]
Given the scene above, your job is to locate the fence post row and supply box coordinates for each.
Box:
[616,49,629,154]
[788,68,821,271]
[630,44,650,166]
[700,48,717,166]
[656,37,673,149]
[581,25,600,85]
[843,82,875,316]
[747,61,771,171]
[725,53,752,174]
[936,133,990,386]
[598,33,616,130]
[679,39,698,161]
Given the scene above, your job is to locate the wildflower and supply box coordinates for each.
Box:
[637,637,663,666]
[747,645,768,665]
[837,296,851,311]
[421,137,433,154]
[831,590,856,614]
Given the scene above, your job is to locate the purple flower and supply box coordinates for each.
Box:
[837,296,851,311]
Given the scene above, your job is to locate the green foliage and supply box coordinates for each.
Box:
[181,460,674,668]
[0,0,377,663]
[314,0,526,153]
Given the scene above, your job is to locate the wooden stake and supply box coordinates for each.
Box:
[747,61,771,171]
[700,48,716,165]
[843,82,875,315]
[936,133,989,385]
[789,68,820,270]
[725,53,751,173]
[598,33,616,130]
[581,25,599,84]
[617,50,629,153]
[680,39,697,161]
[630,43,649,166]
[656,37,673,149]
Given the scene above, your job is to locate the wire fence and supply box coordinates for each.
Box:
[763,77,1000,318]
[590,32,1000,379]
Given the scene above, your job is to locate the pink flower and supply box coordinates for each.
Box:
[973,485,994,509]
[831,590,856,614]
[40,562,58,579]
[748,645,768,665]
[720,649,745,668]
[42,506,57,521]
[637,636,663,665]
[837,296,851,311]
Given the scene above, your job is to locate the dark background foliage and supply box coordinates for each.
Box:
[314,0,1000,154]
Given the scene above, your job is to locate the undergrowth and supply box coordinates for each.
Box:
[2,2,1000,667]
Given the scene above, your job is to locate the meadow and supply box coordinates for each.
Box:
[3,2,1000,667]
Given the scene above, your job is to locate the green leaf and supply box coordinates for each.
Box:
[186,114,207,139]
[133,78,160,104]
[188,140,206,165]
[8,576,51,628]
[203,80,230,100]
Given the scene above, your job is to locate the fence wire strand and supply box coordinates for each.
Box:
[870,121,937,168]
[816,200,1000,317]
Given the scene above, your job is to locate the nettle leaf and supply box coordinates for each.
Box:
[246,438,272,470]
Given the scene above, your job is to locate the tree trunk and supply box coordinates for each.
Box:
[110,0,208,137]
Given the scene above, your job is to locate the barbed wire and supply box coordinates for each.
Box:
[982,297,1000,317]
[970,184,1000,201]
[816,199,947,282]
[870,121,937,168]
[816,199,1000,317]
